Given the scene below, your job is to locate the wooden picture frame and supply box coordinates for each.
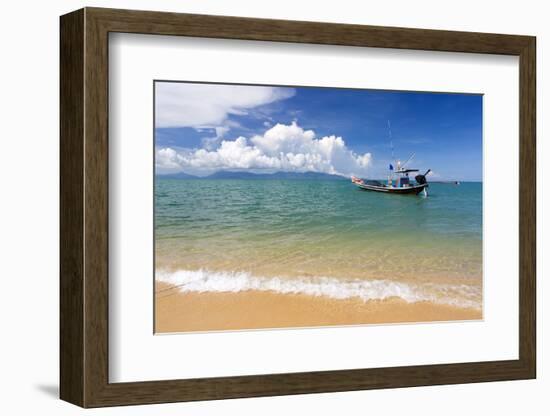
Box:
[60,7,536,408]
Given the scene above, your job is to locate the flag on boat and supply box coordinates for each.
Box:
[389,163,394,170]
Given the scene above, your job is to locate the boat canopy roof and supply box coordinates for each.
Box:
[395,168,419,173]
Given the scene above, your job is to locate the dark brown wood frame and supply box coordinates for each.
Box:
[60,7,536,408]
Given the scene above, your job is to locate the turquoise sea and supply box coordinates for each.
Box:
[155,178,482,309]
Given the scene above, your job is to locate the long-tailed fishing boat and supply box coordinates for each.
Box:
[351,167,431,196]
[351,121,431,196]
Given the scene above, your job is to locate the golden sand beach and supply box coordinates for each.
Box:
[155,282,481,333]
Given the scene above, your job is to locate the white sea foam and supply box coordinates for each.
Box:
[156,269,481,310]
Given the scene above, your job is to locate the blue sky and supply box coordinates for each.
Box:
[155,81,482,181]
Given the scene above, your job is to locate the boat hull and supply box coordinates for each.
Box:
[354,182,428,195]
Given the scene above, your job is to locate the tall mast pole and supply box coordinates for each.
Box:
[388,120,395,186]
[388,120,394,163]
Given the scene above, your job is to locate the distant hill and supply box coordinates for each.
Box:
[156,171,347,180]
[206,171,265,180]
[206,171,347,180]
[156,171,198,179]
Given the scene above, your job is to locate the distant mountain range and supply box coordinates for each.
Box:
[157,171,198,179]
[157,171,348,181]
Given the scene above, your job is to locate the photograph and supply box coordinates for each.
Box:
[49,3,538,410]
[153,81,483,333]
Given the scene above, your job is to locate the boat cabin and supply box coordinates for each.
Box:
[397,176,410,187]
[393,168,418,188]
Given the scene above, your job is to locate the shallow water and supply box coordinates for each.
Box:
[155,178,482,309]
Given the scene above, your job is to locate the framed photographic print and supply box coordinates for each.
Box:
[60,7,536,408]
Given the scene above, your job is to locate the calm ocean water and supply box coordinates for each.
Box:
[155,179,482,309]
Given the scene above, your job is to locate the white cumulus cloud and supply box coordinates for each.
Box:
[155,82,295,128]
[156,121,371,177]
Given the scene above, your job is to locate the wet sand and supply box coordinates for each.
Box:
[155,282,482,333]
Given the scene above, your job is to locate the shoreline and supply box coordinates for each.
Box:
[155,282,482,333]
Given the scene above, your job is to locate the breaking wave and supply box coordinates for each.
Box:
[156,269,481,310]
